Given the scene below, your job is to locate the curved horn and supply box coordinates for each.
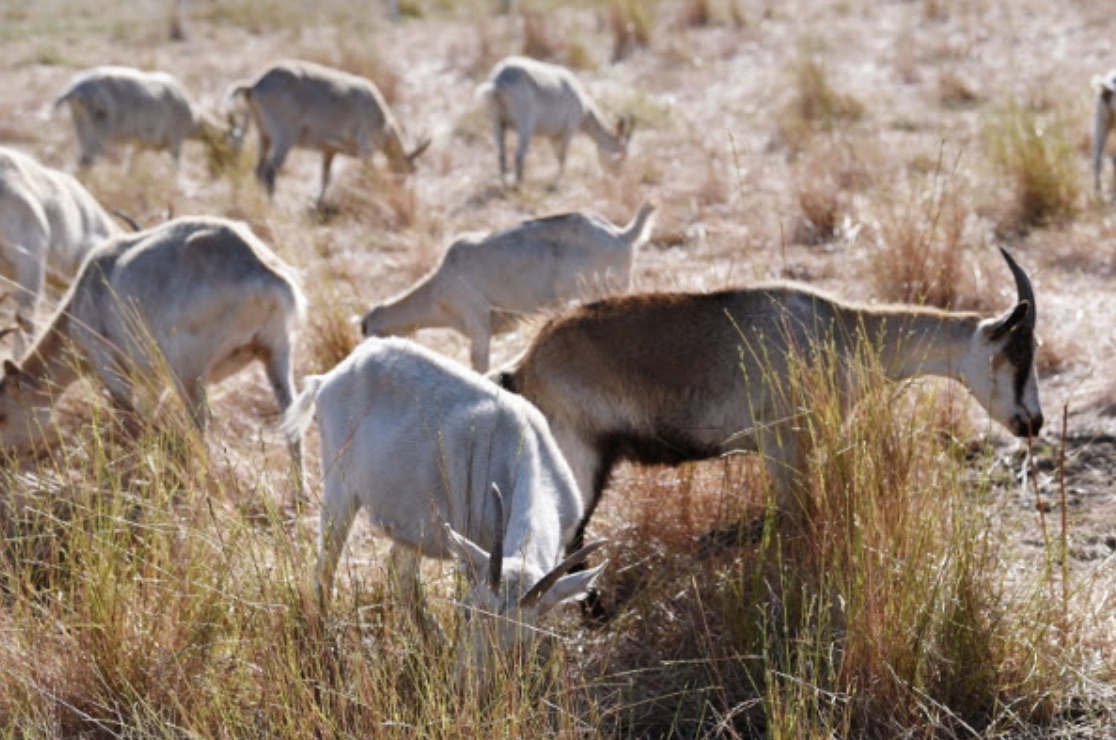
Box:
[518,540,607,610]
[487,484,505,594]
[407,135,432,163]
[111,209,142,233]
[999,247,1036,329]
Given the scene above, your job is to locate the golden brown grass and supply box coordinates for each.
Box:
[0,0,1112,735]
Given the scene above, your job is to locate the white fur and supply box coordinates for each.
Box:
[53,66,225,168]
[1093,69,1116,195]
[282,337,603,670]
[0,216,305,474]
[227,59,429,205]
[0,147,121,347]
[360,201,657,372]
[477,55,632,184]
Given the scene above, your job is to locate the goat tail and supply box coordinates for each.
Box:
[51,85,80,115]
[474,80,497,101]
[621,200,659,248]
[281,375,324,443]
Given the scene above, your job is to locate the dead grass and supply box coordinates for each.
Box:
[0,0,1113,735]
[607,0,654,62]
[986,103,1081,235]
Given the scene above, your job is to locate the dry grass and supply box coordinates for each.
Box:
[0,0,1113,736]
[986,103,1081,235]
[607,0,654,62]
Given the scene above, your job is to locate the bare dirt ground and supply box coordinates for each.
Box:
[1,0,1114,726]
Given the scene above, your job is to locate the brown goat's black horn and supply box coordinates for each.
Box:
[487,484,505,594]
[999,247,1036,328]
[518,540,607,609]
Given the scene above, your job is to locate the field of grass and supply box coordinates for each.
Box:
[1,0,1114,736]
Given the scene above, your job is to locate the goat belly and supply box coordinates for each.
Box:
[599,428,721,468]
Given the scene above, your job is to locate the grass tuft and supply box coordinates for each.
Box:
[986,103,1080,235]
[608,0,654,62]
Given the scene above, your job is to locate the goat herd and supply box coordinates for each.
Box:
[0,51,1047,676]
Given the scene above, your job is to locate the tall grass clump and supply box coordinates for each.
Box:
[777,48,865,154]
[869,146,973,308]
[592,335,1084,736]
[725,337,1076,734]
[986,103,1080,234]
[0,337,598,736]
[608,0,654,62]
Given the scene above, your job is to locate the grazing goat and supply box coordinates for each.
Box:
[360,201,657,372]
[53,66,227,169]
[477,56,633,185]
[282,336,604,671]
[0,216,305,475]
[227,60,431,206]
[1093,69,1116,195]
[0,146,121,349]
[498,248,1043,546]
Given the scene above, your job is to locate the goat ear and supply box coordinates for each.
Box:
[444,524,489,586]
[531,561,608,616]
[987,301,1031,342]
[2,359,22,379]
[519,540,607,609]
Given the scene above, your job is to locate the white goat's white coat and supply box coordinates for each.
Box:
[0,216,305,471]
[282,337,603,665]
[0,146,121,345]
[52,66,223,168]
[1093,69,1116,195]
[477,55,632,184]
[500,249,1043,539]
[227,60,430,205]
[360,201,657,372]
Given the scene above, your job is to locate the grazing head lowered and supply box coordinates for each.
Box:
[477,55,633,185]
[0,146,121,352]
[497,247,1042,540]
[281,337,605,677]
[227,59,430,207]
[359,201,657,372]
[52,65,229,169]
[0,216,305,485]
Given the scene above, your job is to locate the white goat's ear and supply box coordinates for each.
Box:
[532,561,608,617]
[444,524,489,586]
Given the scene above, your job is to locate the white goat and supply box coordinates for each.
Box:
[477,55,633,185]
[1093,69,1116,195]
[498,248,1043,545]
[0,146,122,349]
[282,336,604,670]
[227,60,431,206]
[0,216,305,474]
[52,66,227,169]
[360,201,657,372]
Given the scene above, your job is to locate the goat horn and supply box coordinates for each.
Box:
[998,247,1036,329]
[518,540,607,609]
[112,209,142,233]
[487,483,505,594]
[407,135,432,162]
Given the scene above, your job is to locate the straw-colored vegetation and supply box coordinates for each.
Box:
[0,0,1113,736]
